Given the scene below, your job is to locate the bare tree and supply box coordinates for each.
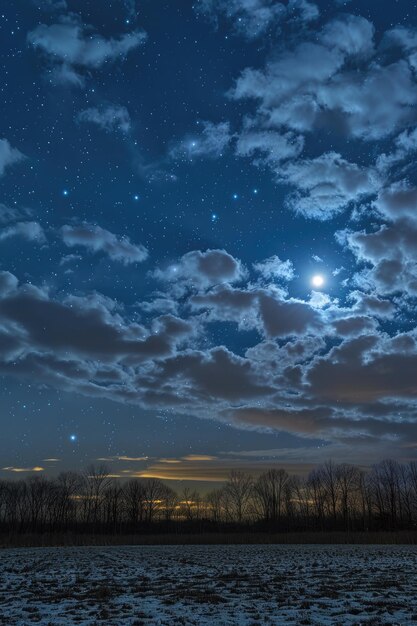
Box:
[142,478,168,523]
[253,469,292,523]
[123,479,147,526]
[82,464,112,526]
[205,488,226,523]
[224,471,253,523]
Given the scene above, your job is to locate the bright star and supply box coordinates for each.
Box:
[134,194,139,201]
[233,193,238,200]
[70,434,77,442]
[312,274,325,289]
[63,190,69,197]
[211,213,218,222]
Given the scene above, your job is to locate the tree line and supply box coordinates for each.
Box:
[1,460,417,534]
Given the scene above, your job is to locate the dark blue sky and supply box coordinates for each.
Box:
[1,0,417,485]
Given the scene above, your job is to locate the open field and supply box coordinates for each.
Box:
[0,545,416,625]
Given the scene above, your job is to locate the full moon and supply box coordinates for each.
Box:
[312,274,325,288]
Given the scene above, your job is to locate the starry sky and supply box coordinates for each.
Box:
[1,0,417,485]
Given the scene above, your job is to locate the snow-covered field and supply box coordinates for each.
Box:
[0,544,416,625]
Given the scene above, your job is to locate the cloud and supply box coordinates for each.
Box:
[96,455,148,462]
[76,105,131,133]
[258,292,322,337]
[182,454,217,461]
[0,272,19,297]
[0,221,46,244]
[2,466,44,473]
[317,60,417,141]
[236,130,304,165]
[0,204,30,224]
[347,291,396,319]
[221,13,417,227]
[49,63,86,87]
[321,14,375,58]
[0,139,25,177]
[331,315,378,337]
[232,41,344,109]
[34,0,68,11]
[377,127,417,172]
[246,336,325,369]
[191,285,323,337]
[0,261,417,456]
[341,219,417,295]
[305,334,417,405]
[190,285,259,329]
[282,152,379,219]
[154,346,273,401]
[28,14,147,86]
[0,275,195,370]
[170,121,231,161]
[153,249,246,290]
[232,17,416,141]
[61,223,148,265]
[225,402,417,447]
[253,255,295,281]
[138,297,179,315]
[373,182,417,222]
[195,0,318,39]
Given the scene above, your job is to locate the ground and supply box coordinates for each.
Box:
[0,545,416,625]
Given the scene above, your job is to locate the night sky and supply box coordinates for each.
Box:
[1,0,417,485]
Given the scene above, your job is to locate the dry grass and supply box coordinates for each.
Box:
[1,530,417,548]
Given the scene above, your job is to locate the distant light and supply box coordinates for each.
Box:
[63,190,69,197]
[312,274,325,289]
[253,189,258,194]
[70,434,77,442]
[211,213,218,222]
[233,193,238,200]
[134,194,139,201]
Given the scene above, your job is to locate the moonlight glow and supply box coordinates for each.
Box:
[312,274,325,289]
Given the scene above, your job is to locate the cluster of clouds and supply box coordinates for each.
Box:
[0,200,148,266]
[195,0,319,39]
[76,105,132,134]
[2,3,417,463]
[0,139,25,177]
[181,13,417,218]
[0,139,146,262]
[0,238,416,459]
[28,12,146,87]
[0,113,416,456]
[61,224,148,265]
[169,8,417,310]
